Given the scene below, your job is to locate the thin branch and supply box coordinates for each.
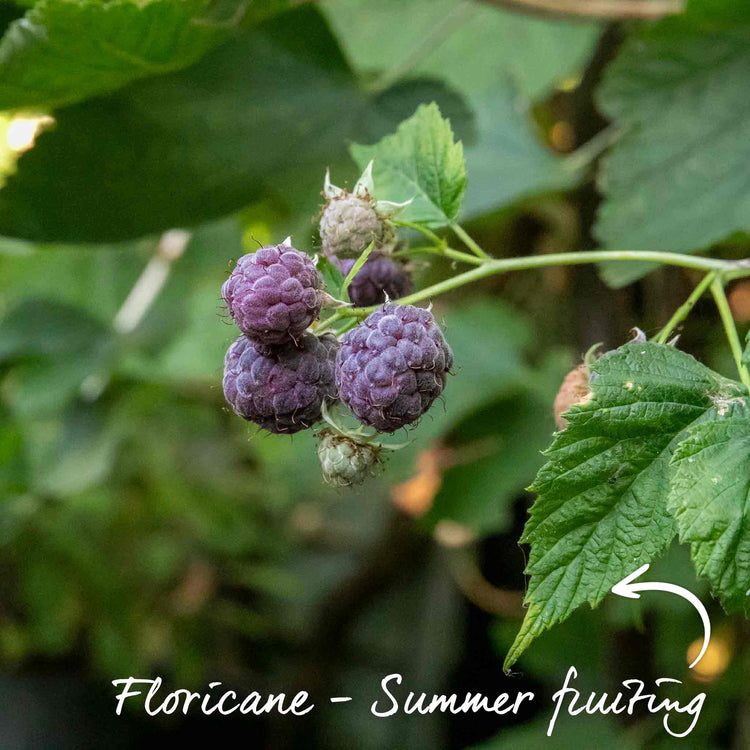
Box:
[654,271,716,345]
[340,250,750,318]
[451,223,492,259]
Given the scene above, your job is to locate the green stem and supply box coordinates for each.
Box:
[451,223,492,259]
[654,271,716,344]
[710,278,750,390]
[393,244,485,266]
[395,219,446,248]
[336,319,359,336]
[314,309,345,334]
[340,250,750,318]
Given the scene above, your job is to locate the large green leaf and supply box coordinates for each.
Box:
[668,398,750,615]
[595,20,750,287]
[0,6,359,241]
[0,0,225,111]
[0,6,465,242]
[325,0,599,219]
[504,342,743,668]
[351,102,466,227]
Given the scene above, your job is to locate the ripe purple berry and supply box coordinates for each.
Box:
[335,253,413,307]
[335,303,452,433]
[223,332,339,434]
[221,243,324,346]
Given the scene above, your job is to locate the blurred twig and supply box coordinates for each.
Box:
[444,545,524,618]
[478,0,684,20]
[113,229,190,335]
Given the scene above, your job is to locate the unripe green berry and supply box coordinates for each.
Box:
[317,430,381,487]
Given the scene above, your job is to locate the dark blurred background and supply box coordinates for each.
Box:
[0,0,747,748]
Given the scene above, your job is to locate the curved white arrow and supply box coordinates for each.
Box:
[611,563,711,669]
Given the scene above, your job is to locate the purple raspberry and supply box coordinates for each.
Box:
[223,332,339,434]
[335,253,413,307]
[335,303,452,433]
[221,243,323,346]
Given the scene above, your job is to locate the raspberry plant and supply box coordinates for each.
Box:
[222,102,750,670]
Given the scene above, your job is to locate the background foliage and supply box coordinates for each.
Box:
[0,0,747,748]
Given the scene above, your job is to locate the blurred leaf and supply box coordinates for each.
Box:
[33,403,121,498]
[325,0,599,218]
[20,552,81,654]
[471,714,637,749]
[435,298,533,427]
[505,343,742,669]
[0,6,468,243]
[0,299,114,415]
[0,240,147,321]
[424,384,556,535]
[685,0,750,25]
[351,102,466,227]
[668,399,750,615]
[596,20,750,286]
[0,403,25,494]
[0,0,224,111]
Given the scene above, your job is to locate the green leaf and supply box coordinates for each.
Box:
[340,240,374,302]
[504,342,743,669]
[668,398,750,615]
[595,20,750,287]
[0,6,460,242]
[317,255,345,302]
[0,6,359,241]
[350,102,466,227]
[0,0,224,111]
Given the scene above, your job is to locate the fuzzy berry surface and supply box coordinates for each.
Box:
[335,303,452,433]
[221,244,323,346]
[335,253,413,307]
[223,332,339,434]
[320,194,388,259]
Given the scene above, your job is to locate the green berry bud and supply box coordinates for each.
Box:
[317,430,381,487]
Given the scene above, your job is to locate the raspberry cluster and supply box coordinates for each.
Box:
[221,240,338,434]
[220,165,453,486]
